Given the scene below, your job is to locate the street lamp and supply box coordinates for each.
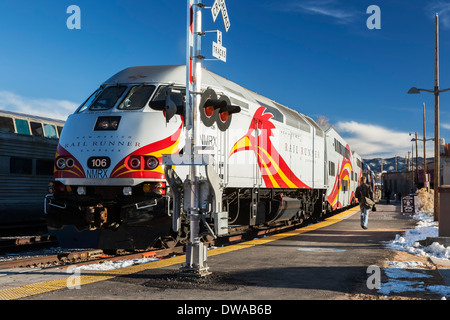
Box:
[408,13,450,221]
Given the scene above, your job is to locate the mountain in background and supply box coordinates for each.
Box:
[363,157,433,173]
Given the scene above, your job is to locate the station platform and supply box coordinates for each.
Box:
[1,201,449,304]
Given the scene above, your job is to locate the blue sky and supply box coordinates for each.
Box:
[0,0,449,159]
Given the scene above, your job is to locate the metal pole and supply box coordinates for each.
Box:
[434,13,440,222]
[423,103,428,190]
[415,132,419,185]
[181,0,210,276]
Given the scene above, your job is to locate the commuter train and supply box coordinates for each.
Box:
[0,110,64,224]
[45,65,371,250]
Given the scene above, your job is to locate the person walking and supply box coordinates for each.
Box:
[355,176,375,229]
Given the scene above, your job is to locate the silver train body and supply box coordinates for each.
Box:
[0,110,64,224]
[45,65,368,249]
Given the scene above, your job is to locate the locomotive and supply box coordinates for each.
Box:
[45,65,367,250]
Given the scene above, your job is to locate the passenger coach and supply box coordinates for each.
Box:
[0,110,64,223]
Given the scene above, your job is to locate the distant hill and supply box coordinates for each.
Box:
[363,157,433,174]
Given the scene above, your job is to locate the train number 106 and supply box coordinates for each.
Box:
[87,157,111,169]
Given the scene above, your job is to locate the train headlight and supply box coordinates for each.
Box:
[77,186,86,196]
[128,156,141,170]
[66,158,75,168]
[146,156,159,170]
[123,186,132,196]
[56,158,66,170]
[94,116,121,131]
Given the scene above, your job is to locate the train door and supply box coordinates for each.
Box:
[218,128,228,185]
[253,117,262,188]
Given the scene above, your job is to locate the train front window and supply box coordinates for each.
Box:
[149,86,185,111]
[118,85,155,110]
[77,88,102,113]
[89,85,127,111]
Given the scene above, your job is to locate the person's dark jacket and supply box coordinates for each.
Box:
[355,183,374,208]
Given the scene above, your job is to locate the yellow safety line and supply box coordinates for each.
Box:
[0,206,359,300]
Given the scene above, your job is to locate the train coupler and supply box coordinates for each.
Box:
[85,204,108,230]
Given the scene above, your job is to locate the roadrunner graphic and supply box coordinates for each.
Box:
[327,147,354,209]
[229,106,310,189]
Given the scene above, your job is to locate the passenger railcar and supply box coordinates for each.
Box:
[45,65,363,250]
[0,110,64,224]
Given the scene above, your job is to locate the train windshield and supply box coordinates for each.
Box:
[77,86,128,113]
[90,86,127,111]
[118,85,155,110]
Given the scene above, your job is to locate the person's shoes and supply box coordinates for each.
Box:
[361,225,368,229]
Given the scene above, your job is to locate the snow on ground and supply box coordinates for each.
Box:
[73,257,160,272]
[386,211,450,259]
[381,211,450,298]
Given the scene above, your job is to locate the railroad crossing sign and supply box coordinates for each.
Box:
[211,0,230,32]
[212,30,226,62]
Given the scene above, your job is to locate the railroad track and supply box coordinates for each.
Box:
[0,235,59,255]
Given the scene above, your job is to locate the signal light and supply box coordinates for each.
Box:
[199,88,220,127]
[199,88,241,131]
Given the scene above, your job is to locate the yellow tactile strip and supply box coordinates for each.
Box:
[0,207,359,300]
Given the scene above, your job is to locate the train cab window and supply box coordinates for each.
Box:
[14,119,30,135]
[89,85,127,111]
[118,85,155,110]
[43,124,58,139]
[30,122,44,137]
[77,88,102,113]
[0,116,14,133]
[149,86,185,110]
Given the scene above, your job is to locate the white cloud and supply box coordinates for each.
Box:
[336,121,433,158]
[287,0,357,24]
[426,1,450,29]
[442,123,450,130]
[0,91,77,121]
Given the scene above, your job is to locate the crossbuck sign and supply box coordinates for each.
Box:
[211,0,230,32]
[211,0,230,62]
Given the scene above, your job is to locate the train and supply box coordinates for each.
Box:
[44,65,374,250]
[0,110,64,225]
